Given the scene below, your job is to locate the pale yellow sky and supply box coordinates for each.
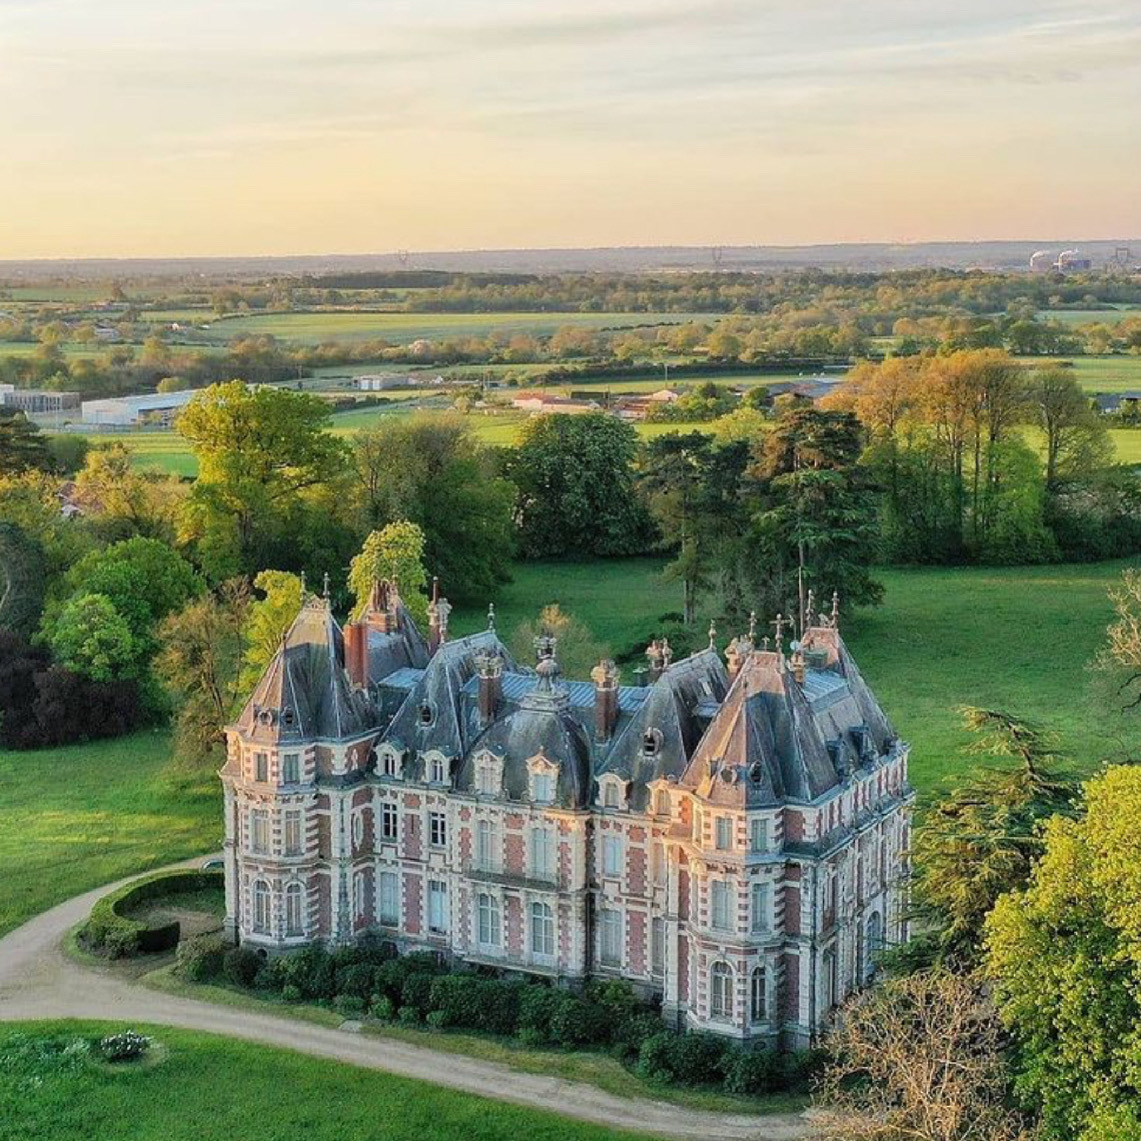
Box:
[0,0,1138,257]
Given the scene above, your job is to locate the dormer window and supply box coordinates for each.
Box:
[598,775,627,811]
[653,788,671,816]
[419,703,435,727]
[475,751,502,797]
[381,749,402,778]
[427,753,447,785]
[527,753,559,805]
[642,729,662,758]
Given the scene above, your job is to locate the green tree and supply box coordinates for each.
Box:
[240,570,303,692]
[0,408,51,475]
[74,443,187,541]
[351,415,515,604]
[509,604,608,680]
[1030,365,1111,491]
[986,766,1141,1140]
[348,522,430,626]
[505,413,654,558]
[177,381,349,577]
[156,583,249,765]
[910,707,1077,968]
[49,593,137,682]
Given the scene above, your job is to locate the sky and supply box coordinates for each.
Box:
[0,0,1138,257]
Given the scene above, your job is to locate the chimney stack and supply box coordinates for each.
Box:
[591,659,619,743]
[725,636,745,682]
[344,621,369,690]
[645,638,672,684]
[475,651,503,724]
[427,578,452,655]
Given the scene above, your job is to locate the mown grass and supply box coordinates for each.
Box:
[0,1020,667,1141]
[454,558,1141,794]
[0,731,219,938]
[1036,307,1141,326]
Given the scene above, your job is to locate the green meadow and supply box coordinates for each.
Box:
[0,1022,662,1141]
[1036,306,1141,326]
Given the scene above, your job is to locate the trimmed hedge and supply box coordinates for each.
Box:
[180,938,822,1100]
[81,870,224,958]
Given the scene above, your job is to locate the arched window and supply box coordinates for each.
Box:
[530,902,555,958]
[252,879,271,934]
[655,789,670,816]
[285,882,304,936]
[710,961,733,1021]
[428,754,447,784]
[477,893,500,948]
[751,966,767,1022]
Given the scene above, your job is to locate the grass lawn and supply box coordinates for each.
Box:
[0,1021,663,1141]
[202,310,717,346]
[1036,307,1141,326]
[1015,355,1141,393]
[0,731,219,938]
[453,558,1141,795]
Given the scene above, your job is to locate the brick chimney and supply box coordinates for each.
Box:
[364,580,398,635]
[725,636,745,683]
[591,659,619,743]
[645,638,672,684]
[344,621,369,690]
[475,651,503,724]
[427,578,452,655]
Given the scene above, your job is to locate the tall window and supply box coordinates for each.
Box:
[427,880,449,935]
[602,835,622,878]
[751,966,767,1022]
[710,961,733,1020]
[651,917,665,974]
[715,816,732,850]
[379,872,400,926]
[530,826,555,881]
[284,810,302,856]
[693,808,702,842]
[531,770,554,803]
[428,755,446,784]
[429,811,447,848]
[476,819,498,871]
[477,893,500,948]
[381,802,398,842]
[749,818,767,853]
[250,809,268,854]
[530,902,555,958]
[603,782,619,809]
[751,882,769,934]
[476,759,496,795]
[382,750,399,778]
[282,753,300,784]
[252,879,270,933]
[711,880,731,931]
[255,752,268,782]
[599,908,622,966]
[285,882,304,936]
[353,870,367,920]
[655,789,670,816]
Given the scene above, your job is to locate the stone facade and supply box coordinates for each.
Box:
[222,584,912,1048]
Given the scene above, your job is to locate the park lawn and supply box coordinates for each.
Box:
[202,310,716,346]
[453,558,1141,794]
[0,731,219,938]
[0,1021,663,1141]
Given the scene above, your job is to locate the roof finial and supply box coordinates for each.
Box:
[322,571,330,600]
[831,590,840,628]
[299,570,306,597]
[432,576,440,603]
[772,613,785,657]
[708,620,717,650]
[806,588,815,628]
[487,602,496,632]
[748,610,757,645]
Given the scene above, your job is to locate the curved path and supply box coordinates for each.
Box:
[0,859,813,1141]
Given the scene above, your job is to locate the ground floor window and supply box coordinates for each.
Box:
[379,872,400,926]
[710,960,733,1021]
[478,892,501,948]
[530,902,555,958]
[599,907,622,967]
[285,882,304,935]
[252,879,271,934]
[428,880,449,935]
[751,965,767,1022]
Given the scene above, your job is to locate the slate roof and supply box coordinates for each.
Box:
[233,597,374,743]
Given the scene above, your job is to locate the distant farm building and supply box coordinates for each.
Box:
[355,375,417,392]
[1094,392,1141,415]
[0,385,81,415]
[511,393,600,415]
[767,377,845,404]
[81,389,198,427]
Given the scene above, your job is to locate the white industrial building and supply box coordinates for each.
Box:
[81,389,199,427]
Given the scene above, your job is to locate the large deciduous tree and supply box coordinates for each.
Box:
[177,381,349,577]
[505,413,654,558]
[240,570,303,693]
[348,522,430,626]
[0,408,51,475]
[351,415,515,604]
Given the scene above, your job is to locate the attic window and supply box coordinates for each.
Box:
[282,707,295,728]
[642,729,662,757]
[419,703,435,727]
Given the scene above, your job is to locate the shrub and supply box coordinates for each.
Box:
[334,994,366,1018]
[426,975,521,1036]
[669,1032,731,1086]
[722,1047,781,1096]
[282,984,302,1003]
[549,993,610,1048]
[175,933,227,982]
[280,944,335,1000]
[222,946,263,988]
[370,995,396,1021]
[98,1031,151,1063]
[611,1012,664,1063]
[400,971,435,1017]
[397,1004,422,1026]
[336,962,377,1001]
[517,984,561,1044]
[637,1032,679,1084]
[425,1010,449,1030]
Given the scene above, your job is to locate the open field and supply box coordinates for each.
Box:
[201,310,718,345]
[1037,307,1141,326]
[0,1021,662,1141]
[453,558,1141,793]
[1057,355,1141,393]
[0,731,218,939]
